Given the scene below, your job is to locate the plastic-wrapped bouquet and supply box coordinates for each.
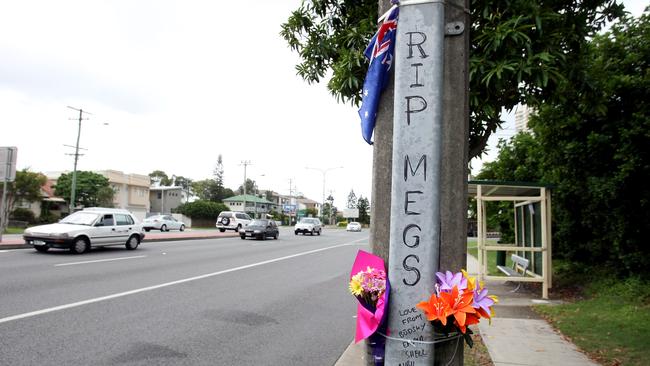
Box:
[416,270,498,347]
[349,266,387,308]
[349,250,390,365]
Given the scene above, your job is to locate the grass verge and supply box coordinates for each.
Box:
[466,239,513,276]
[2,227,24,234]
[464,331,494,365]
[534,266,650,366]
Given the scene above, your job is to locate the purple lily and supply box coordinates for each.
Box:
[436,271,468,292]
[473,286,495,315]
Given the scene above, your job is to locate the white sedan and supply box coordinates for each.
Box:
[346,222,362,232]
[142,214,185,232]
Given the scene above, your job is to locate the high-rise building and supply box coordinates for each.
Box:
[514,104,534,133]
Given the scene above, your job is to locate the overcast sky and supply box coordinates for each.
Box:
[1,0,645,209]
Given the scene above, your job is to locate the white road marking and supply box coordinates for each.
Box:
[55,255,147,267]
[0,240,361,324]
[0,250,8,253]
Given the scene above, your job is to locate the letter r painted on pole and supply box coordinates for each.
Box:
[405,32,429,59]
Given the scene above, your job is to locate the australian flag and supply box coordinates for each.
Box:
[358,5,399,145]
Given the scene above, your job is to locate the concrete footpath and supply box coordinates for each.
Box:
[335,254,598,366]
[0,229,237,249]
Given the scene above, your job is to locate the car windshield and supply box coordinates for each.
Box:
[250,220,268,226]
[146,215,164,220]
[300,218,318,224]
[60,212,101,226]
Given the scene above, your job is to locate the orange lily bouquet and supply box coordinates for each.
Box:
[416,270,497,347]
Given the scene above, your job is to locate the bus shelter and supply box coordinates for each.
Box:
[468,180,553,299]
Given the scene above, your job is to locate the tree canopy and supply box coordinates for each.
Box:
[0,169,46,226]
[54,171,114,208]
[478,10,650,277]
[281,0,624,159]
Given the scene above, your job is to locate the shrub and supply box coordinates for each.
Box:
[10,208,36,224]
[337,221,348,228]
[176,200,229,220]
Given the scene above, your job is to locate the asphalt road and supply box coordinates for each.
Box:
[0,228,368,366]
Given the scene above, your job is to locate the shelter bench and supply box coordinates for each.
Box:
[497,254,530,292]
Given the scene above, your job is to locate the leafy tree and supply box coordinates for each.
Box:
[149,170,172,186]
[530,10,650,277]
[0,169,46,227]
[281,0,624,159]
[54,171,114,208]
[305,207,319,217]
[346,189,357,209]
[175,200,229,220]
[237,179,258,196]
[214,155,225,188]
[357,195,370,225]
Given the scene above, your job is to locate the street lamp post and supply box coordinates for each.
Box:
[305,166,343,224]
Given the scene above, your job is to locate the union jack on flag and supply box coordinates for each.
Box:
[358,5,399,145]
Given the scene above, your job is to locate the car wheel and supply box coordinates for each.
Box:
[274,232,278,240]
[237,225,242,232]
[126,235,140,250]
[34,246,49,253]
[310,229,314,236]
[294,231,298,235]
[70,238,89,254]
[180,225,185,232]
[317,229,321,236]
[144,228,150,232]
[161,224,167,232]
[240,235,246,240]
[261,234,266,241]
[219,229,226,233]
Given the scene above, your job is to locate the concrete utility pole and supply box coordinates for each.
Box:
[240,160,251,215]
[370,0,469,364]
[305,166,343,223]
[66,106,92,213]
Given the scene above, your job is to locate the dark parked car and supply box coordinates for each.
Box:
[239,219,279,240]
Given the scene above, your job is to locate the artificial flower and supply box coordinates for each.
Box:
[439,285,476,328]
[416,293,451,325]
[436,270,468,292]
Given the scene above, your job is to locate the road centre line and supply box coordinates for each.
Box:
[55,255,147,267]
[0,239,364,324]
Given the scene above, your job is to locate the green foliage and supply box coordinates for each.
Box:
[476,132,545,242]
[357,195,370,225]
[281,0,624,159]
[530,10,650,277]
[149,170,172,186]
[192,179,234,202]
[10,207,36,224]
[0,169,47,227]
[346,189,357,209]
[54,171,114,208]
[175,200,229,220]
[480,11,650,277]
[305,208,319,218]
[237,179,258,196]
[338,220,348,227]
